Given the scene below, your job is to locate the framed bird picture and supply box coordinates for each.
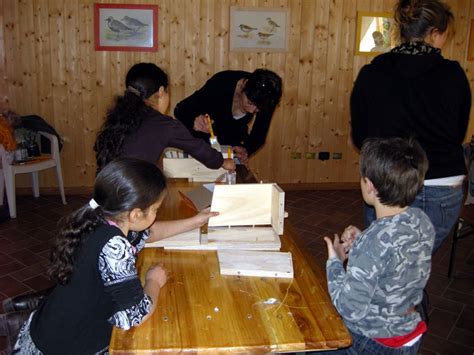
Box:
[230,7,289,52]
[94,3,158,51]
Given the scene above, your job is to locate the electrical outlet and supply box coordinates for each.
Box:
[305,152,316,159]
[290,152,302,159]
[332,152,342,160]
[318,152,330,161]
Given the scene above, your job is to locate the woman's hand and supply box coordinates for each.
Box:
[222,158,236,171]
[193,115,210,133]
[146,263,168,288]
[233,146,249,166]
[195,207,219,227]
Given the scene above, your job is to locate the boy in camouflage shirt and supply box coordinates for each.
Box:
[324,137,435,354]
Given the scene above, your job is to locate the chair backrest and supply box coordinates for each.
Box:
[463,137,474,202]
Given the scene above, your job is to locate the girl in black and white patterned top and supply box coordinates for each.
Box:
[13,158,217,355]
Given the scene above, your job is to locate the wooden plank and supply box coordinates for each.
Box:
[271,183,285,234]
[218,250,294,278]
[208,226,278,242]
[209,184,274,227]
[165,227,281,251]
[169,0,186,110]
[163,157,226,182]
[153,226,281,251]
[145,228,201,248]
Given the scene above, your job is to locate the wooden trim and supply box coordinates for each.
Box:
[279,182,360,191]
[468,19,474,61]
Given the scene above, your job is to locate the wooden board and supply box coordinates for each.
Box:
[218,250,294,278]
[209,184,276,228]
[271,184,285,235]
[163,157,226,182]
[153,227,281,251]
[144,228,201,248]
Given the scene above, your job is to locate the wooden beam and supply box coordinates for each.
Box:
[218,250,294,278]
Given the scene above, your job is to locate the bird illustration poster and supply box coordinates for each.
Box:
[94,4,158,52]
[230,7,289,52]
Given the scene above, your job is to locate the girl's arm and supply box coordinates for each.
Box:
[100,236,156,330]
[139,264,167,324]
[147,208,218,243]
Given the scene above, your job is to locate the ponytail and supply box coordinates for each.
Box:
[94,91,153,173]
[48,204,104,285]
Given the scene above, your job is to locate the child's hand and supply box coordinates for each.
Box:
[195,207,219,226]
[324,234,350,262]
[340,225,361,248]
[146,264,168,288]
[222,158,236,171]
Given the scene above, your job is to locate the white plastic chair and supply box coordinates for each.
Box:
[0,131,66,218]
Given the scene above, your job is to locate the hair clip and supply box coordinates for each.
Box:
[126,86,141,97]
[89,198,100,210]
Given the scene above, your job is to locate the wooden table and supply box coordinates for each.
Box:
[109,177,351,353]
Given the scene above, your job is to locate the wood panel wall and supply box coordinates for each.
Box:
[1,0,474,190]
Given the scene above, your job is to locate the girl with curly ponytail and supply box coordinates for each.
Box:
[13,158,218,354]
[94,63,235,174]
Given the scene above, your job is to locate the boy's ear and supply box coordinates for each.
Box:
[128,208,144,224]
[365,177,378,195]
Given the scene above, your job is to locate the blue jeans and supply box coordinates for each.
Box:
[364,186,464,253]
[313,329,421,355]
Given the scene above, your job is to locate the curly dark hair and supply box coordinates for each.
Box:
[94,63,169,173]
[394,0,453,43]
[243,69,282,113]
[48,158,167,285]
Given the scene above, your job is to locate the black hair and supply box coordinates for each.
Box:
[394,0,453,43]
[243,69,282,113]
[94,63,169,173]
[360,137,428,207]
[48,158,167,285]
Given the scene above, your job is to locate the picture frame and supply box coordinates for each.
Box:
[467,19,474,60]
[355,11,393,56]
[230,7,289,52]
[94,3,158,52]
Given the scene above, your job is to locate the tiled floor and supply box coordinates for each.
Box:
[0,191,473,354]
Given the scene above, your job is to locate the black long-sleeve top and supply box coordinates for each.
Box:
[30,225,150,354]
[121,110,223,169]
[174,70,276,155]
[351,49,471,179]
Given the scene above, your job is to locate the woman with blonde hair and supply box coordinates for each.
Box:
[351,0,471,254]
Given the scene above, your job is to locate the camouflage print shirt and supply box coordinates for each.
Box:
[326,207,435,338]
